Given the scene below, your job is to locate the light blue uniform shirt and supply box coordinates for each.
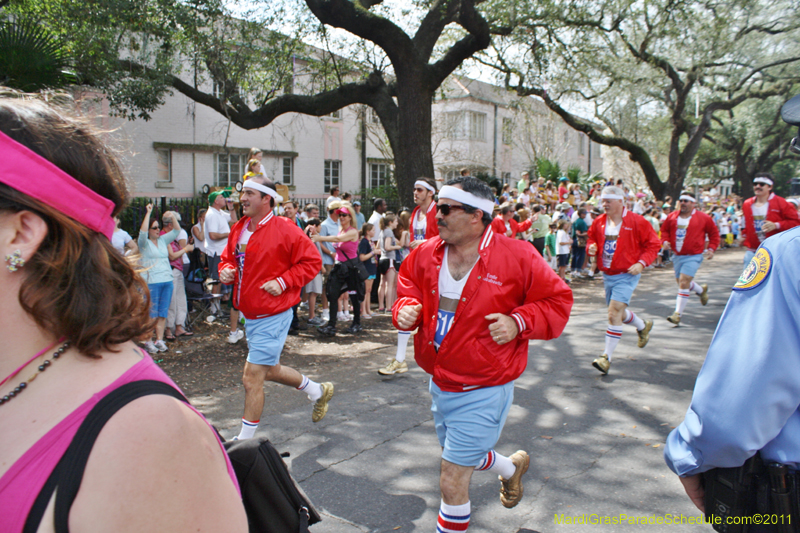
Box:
[319,217,339,266]
[664,227,800,476]
[138,228,179,284]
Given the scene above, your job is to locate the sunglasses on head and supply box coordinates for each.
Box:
[438,203,467,216]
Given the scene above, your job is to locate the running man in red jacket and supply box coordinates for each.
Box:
[490,203,532,238]
[741,173,800,265]
[380,177,439,376]
[587,186,661,375]
[660,192,720,325]
[219,176,331,441]
[393,177,572,531]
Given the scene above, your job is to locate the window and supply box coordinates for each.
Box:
[156,149,171,183]
[502,118,513,145]
[325,110,341,119]
[282,157,293,185]
[444,169,460,181]
[370,163,389,188]
[446,111,487,141]
[502,172,512,184]
[214,153,245,187]
[324,160,341,193]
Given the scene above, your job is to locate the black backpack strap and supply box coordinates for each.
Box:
[24,380,187,533]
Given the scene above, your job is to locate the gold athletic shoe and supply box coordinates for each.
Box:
[667,312,681,325]
[592,354,610,375]
[312,382,334,423]
[699,284,709,306]
[378,359,408,375]
[637,319,653,348]
[500,450,530,508]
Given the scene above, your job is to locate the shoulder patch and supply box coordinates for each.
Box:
[733,247,772,291]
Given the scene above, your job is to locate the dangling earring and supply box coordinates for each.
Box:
[5,250,25,272]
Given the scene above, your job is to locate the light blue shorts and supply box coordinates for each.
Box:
[603,272,641,306]
[672,254,704,279]
[244,308,293,367]
[430,380,514,467]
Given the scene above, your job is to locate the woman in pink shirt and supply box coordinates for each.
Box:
[0,98,246,533]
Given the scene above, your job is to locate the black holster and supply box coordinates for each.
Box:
[703,454,800,532]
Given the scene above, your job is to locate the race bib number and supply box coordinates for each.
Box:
[602,236,618,269]
[753,215,766,242]
[675,225,688,253]
[434,296,460,348]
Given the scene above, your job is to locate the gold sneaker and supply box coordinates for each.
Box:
[500,450,530,508]
[378,359,408,375]
[699,284,709,306]
[637,319,653,348]
[592,354,610,375]
[667,312,681,325]
[312,382,334,423]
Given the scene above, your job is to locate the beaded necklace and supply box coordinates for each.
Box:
[0,338,70,406]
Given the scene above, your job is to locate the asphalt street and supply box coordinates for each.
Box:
[189,248,747,533]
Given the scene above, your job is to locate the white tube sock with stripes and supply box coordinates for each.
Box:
[675,289,691,315]
[474,449,516,479]
[437,501,470,533]
[297,375,322,402]
[623,309,645,331]
[605,325,623,361]
[396,331,410,363]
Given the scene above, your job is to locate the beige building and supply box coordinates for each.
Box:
[78,72,604,201]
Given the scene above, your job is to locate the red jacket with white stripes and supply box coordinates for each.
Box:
[586,209,661,275]
[392,228,573,392]
[660,209,720,256]
[410,201,439,241]
[220,212,321,320]
[741,194,800,251]
[490,216,532,239]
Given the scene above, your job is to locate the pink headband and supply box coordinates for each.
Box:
[0,130,115,238]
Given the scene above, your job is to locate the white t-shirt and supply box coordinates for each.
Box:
[675,215,692,253]
[176,229,190,264]
[204,207,230,257]
[111,229,132,255]
[368,211,384,243]
[435,247,477,349]
[556,229,572,255]
[192,223,207,255]
[412,212,427,242]
[235,226,253,271]
[752,203,768,242]
[602,222,621,269]
[326,196,341,209]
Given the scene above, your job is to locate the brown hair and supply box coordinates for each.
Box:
[0,97,152,357]
[379,213,396,231]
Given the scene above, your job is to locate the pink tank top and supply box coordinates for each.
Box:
[0,353,239,533]
[335,230,359,262]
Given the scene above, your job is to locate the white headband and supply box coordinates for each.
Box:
[679,195,696,202]
[438,185,495,216]
[600,193,624,200]
[243,180,283,203]
[414,180,436,193]
[754,176,774,186]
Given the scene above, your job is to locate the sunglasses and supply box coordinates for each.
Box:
[339,213,351,217]
[438,203,468,216]
[753,183,768,187]
[151,226,160,230]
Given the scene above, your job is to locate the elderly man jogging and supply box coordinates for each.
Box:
[660,191,720,326]
[392,176,572,531]
[587,186,661,375]
[219,176,332,441]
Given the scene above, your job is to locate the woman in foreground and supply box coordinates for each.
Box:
[0,96,247,532]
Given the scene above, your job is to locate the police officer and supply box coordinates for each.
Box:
[664,227,800,527]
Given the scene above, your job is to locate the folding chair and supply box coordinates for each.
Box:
[185,269,217,329]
